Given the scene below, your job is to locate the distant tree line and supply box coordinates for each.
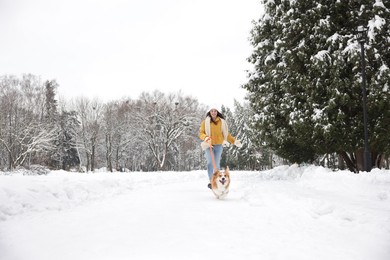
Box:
[0,74,273,172]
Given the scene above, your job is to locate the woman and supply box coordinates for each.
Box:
[199,104,242,188]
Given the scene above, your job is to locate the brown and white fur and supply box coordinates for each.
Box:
[211,166,231,199]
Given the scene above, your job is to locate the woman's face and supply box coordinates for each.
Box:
[210,109,218,119]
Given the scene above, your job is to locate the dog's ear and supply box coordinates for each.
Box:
[225,166,229,171]
[211,170,219,182]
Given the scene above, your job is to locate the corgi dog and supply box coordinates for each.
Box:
[211,166,230,199]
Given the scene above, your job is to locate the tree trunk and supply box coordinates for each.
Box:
[91,144,95,172]
[8,150,13,171]
[86,152,90,172]
[106,134,113,172]
[338,151,358,173]
[115,147,120,171]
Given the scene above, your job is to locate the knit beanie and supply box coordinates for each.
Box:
[208,103,221,112]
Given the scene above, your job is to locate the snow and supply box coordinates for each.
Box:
[264,51,276,64]
[313,50,330,62]
[1,165,390,260]
[319,16,330,26]
[373,0,387,10]
[327,32,341,44]
[368,15,386,41]
[312,108,324,120]
[343,38,360,55]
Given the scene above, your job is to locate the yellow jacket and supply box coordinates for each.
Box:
[199,117,235,145]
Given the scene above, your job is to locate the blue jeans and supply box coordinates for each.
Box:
[204,145,223,180]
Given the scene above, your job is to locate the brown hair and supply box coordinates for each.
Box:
[206,111,225,124]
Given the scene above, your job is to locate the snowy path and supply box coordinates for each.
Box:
[1,166,390,260]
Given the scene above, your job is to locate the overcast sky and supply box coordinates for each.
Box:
[0,0,263,108]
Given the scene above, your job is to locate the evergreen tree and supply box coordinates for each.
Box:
[223,101,274,170]
[57,110,80,170]
[44,80,61,168]
[244,0,390,172]
[234,101,271,170]
[220,105,235,169]
[45,80,58,121]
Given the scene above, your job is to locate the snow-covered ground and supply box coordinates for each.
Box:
[0,165,389,260]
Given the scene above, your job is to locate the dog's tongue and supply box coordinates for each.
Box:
[220,179,225,185]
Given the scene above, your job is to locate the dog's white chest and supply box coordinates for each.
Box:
[212,185,229,199]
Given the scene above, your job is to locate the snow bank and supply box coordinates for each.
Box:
[238,164,390,207]
[0,170,205,221]
[1,166,389,222]
[0,171,122,221]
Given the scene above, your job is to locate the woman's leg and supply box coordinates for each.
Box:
[213,145,223,170]
[204,145,223,180]
[204,148,214,180]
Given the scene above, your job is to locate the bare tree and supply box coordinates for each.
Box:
[0,75,20,170]
[103,101,115,172]
[0,74,56,170]
[75,97,103,172]
[135,90,201,171]
[102,99,141,172]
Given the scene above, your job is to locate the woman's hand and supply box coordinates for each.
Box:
[234,140,243,148]
[204,136,212,147]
